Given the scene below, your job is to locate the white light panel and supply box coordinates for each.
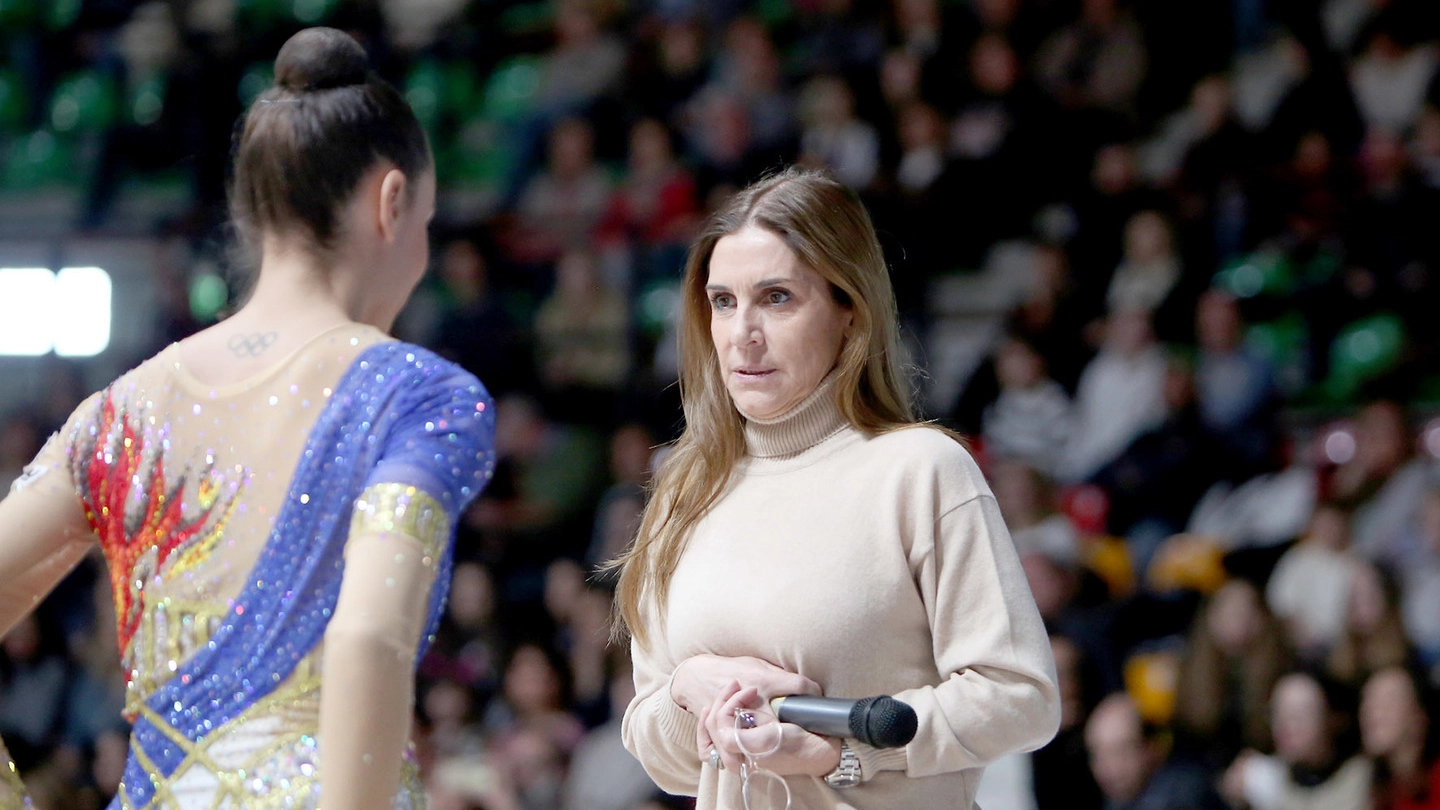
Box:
[54,267,111,357]
[0,266,113,357]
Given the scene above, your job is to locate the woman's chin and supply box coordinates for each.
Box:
[731,393,788,420]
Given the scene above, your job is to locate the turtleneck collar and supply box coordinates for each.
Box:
[738,371,850,458]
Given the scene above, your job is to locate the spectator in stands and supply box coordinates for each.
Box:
[1193,289,1278,473]
[790,0,886,77]
[1084,693,1225,810]
[471,394,606,612]
[482,641,585,769]
[534,248,632,414]
[1362,666,1440,810]
[1032,634,1105,810]
[0,414,45,494]
[419,560,503,755]
[983,336,1073,477]
[1220,671,1370,810]
[1327,561,1414,691]
[1333,400,1432,563]
[630,20,709,124]
[512,118,613,264]
[431,238,529,397]
[562,657,659,810]
[1058,309,1168,483]
[535,0,626,117]
[596,118,700,285]
[798,75,881,191]
[1398,483,1440,670]
[0,613,70,772]
[1349,28,1438,134]
[1174,579,1290,766]
[1267,502,1364,660]
[1107,210,1181,319]
[992,459,1082,565]
[708,18,795,155]
[1091,356,1226,576]
[941,32,1057,264]
[1033,0,1147,117]
[585,424,654,580]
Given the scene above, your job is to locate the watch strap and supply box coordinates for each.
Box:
[824,740,863,788]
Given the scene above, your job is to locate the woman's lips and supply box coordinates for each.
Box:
[734,368,774,378]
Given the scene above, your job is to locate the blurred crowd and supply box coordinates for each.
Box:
[4,0,1440,809]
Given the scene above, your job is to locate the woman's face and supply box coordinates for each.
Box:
[707,225,852,420]
[1207,580,1262,654]
[1271,675,1328,764]
[1361,668,1425,757]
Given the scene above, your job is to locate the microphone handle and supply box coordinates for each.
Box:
[768,695,857,739]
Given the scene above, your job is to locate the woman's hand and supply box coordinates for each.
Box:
[697,683,842,778]
[670,654,820,715]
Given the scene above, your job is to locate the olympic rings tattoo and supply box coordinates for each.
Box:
[227,332,278,358]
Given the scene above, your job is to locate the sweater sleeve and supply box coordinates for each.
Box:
[885,492,1061,779]
[620,635,703,796]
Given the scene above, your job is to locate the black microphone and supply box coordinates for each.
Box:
[768,695,918,748]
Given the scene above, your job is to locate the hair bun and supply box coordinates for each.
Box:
[274,27,369,92]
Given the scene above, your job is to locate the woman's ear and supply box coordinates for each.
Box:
[377,168,409,243]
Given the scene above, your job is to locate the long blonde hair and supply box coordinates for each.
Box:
[614,167,919,649]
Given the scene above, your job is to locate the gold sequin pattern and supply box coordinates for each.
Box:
[349,483,450,559]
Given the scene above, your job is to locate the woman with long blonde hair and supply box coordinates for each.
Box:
[616,167,1059,809]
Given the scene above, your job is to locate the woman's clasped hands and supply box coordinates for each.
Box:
[670,654,842,778]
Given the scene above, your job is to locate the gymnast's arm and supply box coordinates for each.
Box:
[318,488,446,810]
[318,363,495,810]
[0,435,99,806]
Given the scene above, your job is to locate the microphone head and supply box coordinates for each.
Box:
[849,696,918,748]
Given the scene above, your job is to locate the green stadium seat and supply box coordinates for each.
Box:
[236,0,288,28]
[128,74,167,127]
[1214,251,1294,299]
[288,0,339,24]
[405,60,445,134]
[3,129,75,189]
[48,71,117,134]
[636,281,680,338]
[0,0,36,28]
[498,3,553,37]
[1244,313,1309,395]
[44,0,80,30]
[445,113,517,186]
[480,57,541,122]
[1326,313,1405,401]
[443,61,480,117]
[0,69,30,132]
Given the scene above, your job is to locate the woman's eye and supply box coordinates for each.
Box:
[767,290,790,305]
[710,294,734,310]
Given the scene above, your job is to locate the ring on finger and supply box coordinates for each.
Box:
[707,747,724,770]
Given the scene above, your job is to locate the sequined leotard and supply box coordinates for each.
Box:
[0,323,495,809]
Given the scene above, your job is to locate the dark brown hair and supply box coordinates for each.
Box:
[230,27,430,252]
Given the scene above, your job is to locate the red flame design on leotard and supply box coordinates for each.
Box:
[78,396,239,657]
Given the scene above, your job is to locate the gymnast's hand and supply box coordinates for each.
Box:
[670,653,820,716]
[698,682,842,777]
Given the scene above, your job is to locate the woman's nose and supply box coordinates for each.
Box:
[732,304,762,347]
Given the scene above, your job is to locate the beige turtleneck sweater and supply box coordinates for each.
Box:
[621,382,1061,809]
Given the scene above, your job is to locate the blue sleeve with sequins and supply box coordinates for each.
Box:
[363,356,497,525]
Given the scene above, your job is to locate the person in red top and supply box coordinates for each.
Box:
[1362,666,1440,810]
